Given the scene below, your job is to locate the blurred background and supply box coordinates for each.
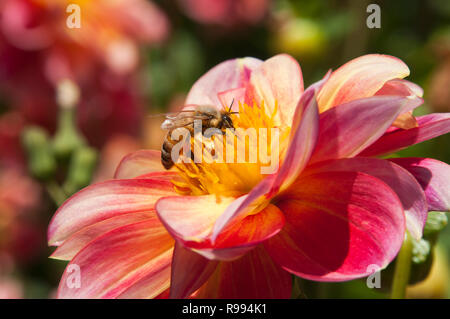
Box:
[0,0,449,298]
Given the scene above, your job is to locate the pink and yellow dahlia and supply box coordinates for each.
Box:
[48,54,450,298]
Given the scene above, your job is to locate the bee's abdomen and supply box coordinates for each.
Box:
[161,134,174,170]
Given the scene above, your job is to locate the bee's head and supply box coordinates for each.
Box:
[221,114,234,129]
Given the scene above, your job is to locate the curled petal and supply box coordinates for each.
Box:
[211,174,276,242]
[114,150,168,179]
[310,95,423,164]
[375,79,423,98]
[305,157,427,239]
[195,246,292,299]
[169,243,218,299]
[186,57,262,108]
[58,220,174,299]
[48,179,177,246]
[246,54,304,126]
[156,195,235,242]
[270,77,325,193]
[318,54,410,112]
[191,204,285,260]
[375,79,424,129]
[265,171,405,281]
[156,194,284,260]
[360,113,450,157]
[389,158,450,212]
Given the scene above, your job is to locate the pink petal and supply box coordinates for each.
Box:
[265,171,405,281]
[375,79,423,98]
[305,157,427,239]
[195,246,291,299]
[169,243,218,299]
[217,87,246,111]
[318,54,410,112]
[48,179,177,246]
[134,171,180,181]
[270,77,324,193]
[57,220,174,299]
[359,113,450,157]
[389,158,450,212]
[309,95,423,164]
[156,194,285,260]
[375,79,424,129]
[211,174,276,242]
[186,57,262,108]
[190,204,285,260]
[50,212,155,260]
[246,54,304,126]
[114,150,167,179]
[156,195,235,242]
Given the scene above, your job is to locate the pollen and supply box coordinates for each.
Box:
[171,101,290,198]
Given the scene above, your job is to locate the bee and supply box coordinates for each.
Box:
[160,102,236,170]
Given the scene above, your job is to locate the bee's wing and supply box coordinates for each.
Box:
[160,111,212,130]
[147,110,200,119]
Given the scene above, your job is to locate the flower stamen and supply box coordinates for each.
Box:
[172,100,290,199]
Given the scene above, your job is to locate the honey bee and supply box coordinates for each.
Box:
[160,103,236,169]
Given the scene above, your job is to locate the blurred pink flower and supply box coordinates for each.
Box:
[0,165,43,264]
[0,276,23,299]
[0,0,169,146]
[93,135,141,183]
[0,110,44,264]
[1,0,169,78]
[178,0,270,27]
[0,112,25,168]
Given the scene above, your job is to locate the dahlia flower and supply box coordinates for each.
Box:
[48,54,450,298]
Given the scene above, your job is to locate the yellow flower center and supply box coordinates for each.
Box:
[172,101,290,198]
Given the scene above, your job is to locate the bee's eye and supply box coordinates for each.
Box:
[222,115,233,128]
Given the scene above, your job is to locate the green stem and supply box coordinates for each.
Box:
[391,232,413,299]
[46,181,67,207]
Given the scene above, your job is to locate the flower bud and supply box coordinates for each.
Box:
[63,147,98,195]
[22,127,56,181]
[52,108,86,160]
